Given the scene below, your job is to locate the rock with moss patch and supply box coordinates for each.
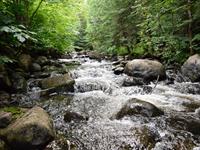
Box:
[124,59,166,82]
[40,73,75,92]
[3,106,55,150]
[115,98,164,119]
[19,54,32,71]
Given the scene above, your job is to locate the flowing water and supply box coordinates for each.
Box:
[38,55,200,150]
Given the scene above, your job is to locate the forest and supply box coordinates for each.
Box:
[1,0,200,63]
[1,0,200,150]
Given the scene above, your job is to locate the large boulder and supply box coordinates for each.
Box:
[124,59,166,82]
[2,106,55,150]
[115,98,164,119]
[181,54,200,82]
[40,73,75,92]
[19,54,32,71]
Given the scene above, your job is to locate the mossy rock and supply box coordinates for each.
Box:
[40,73,75,92]
[3,106,55,150]
[0,106,25,120]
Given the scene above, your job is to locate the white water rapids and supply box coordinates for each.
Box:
[41,55,200,150]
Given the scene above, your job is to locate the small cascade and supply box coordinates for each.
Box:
[38,55,200,150]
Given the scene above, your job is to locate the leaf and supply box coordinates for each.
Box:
[0,26,11,33]
[14,33,26,43]
[192,34,200,41]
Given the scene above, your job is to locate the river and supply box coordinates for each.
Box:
[33,54,200,150]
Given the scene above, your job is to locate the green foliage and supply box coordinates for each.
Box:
[30,0,83,52]
[87,0,200,63]
[0,56,14,64]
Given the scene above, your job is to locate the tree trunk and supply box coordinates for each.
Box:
[187,0,193,55]
[29,0,44,26]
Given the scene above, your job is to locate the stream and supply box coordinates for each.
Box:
[29,54,200,150]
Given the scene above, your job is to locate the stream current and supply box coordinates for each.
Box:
[37,54,200,150]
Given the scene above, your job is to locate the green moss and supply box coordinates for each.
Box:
[0,107,25,119]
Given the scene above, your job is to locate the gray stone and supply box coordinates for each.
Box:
[40,73,75,92]
[3,106,55,150]
[124,59,166,82]
[115,98,164,119]
[31,63,41,72]
[181,54,200,82]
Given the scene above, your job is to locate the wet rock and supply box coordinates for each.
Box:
[18,54,32,71]
[30,72,50,79]
[113,67,124,75]
[3,106,55,150]
[61,53,72,59]
[115,98,164,119]
[31,63,41,72]
[0,91,10,106]
[122,76,145,86]
[131,126,160,149]
[167,115,200,135]
[64,111,88,122]
[36,56,48,66]
[87,51,105,60]
[40,73,75,92]
[174,83,200,94]
[0,112,12,128]
[10,72,27,93]
[124,59,166,82]
[181,54,200,82]
[44,136,77,150]
[42,65,58,72]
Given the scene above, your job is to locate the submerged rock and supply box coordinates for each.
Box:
[64,111,88,122]
[167,115,200,135]
[122,76,145,86]
[131,126,160,149]
[115,98,164,119]
[124,59,166,82]
[40,73,75,92]
[181,54,200,82]
[3,106,55,150]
